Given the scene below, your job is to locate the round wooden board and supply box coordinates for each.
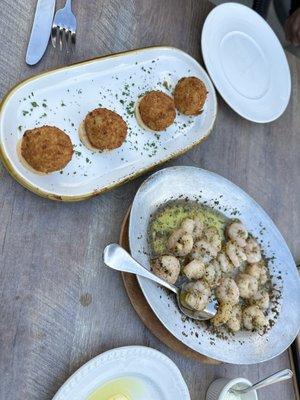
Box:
[119,208,219,365]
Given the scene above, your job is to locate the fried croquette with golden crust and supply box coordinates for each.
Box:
[174,77,207,115]
[137,90,176,131]
[82,108,127,151]
[20,125,73,174]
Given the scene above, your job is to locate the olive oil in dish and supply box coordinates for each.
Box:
[87,376,155,400]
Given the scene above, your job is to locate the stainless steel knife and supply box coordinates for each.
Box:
[26,0,56,65]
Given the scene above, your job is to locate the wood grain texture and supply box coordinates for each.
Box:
[0,1,298,400]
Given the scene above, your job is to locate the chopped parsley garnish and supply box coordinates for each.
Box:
[162,81,170,90]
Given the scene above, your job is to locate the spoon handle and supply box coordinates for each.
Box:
[103,243,179,295]
[233,369,293,394]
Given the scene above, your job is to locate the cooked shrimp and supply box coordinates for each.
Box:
[249,290,270,310]
[215,277,240,304]
[226,304,242,332]
[195,239,218,258]
[191,240,214,264]
[245,261,268,285]
[181,217,203,238]
[212,302,233,327]
[180,218,194,234]
[203,226,222,253]
[243,305,269,331]
[245,237,262,264]
[203,263,216,286]
[152,255,180,284]
[183,259,205,280]
[181,281,211,311]
[217,251,234,273]
[168,228,193,257]
[211,259,222,287]
[236,273,258,299]
[226,220,248,247]
[225,241,247,268]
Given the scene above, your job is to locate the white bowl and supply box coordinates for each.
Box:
[206,378,258,400]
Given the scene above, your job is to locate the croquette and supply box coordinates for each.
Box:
[135,90,176,131]
[79,108,127,151]
[174,77,207,115]
[19,125,73,174]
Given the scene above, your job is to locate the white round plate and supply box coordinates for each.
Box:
[52,346,190,400]
[201,3,291,123]
[128,166,300,364]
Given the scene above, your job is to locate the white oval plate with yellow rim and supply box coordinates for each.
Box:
[201,3,290,123]
[52,346,190,400]
[0,46,216,201]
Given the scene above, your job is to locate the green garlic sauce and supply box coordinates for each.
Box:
[149,201,227,256]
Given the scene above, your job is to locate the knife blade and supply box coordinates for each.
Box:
[26,0,56,65]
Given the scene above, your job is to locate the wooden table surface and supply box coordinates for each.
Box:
[0,1,299,399]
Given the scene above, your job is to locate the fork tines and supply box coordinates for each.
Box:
[51,25,76,52]
[51,0,77,53]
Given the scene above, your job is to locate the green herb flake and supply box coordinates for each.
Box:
[162,81,170,90]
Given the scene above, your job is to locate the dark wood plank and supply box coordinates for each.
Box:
[0,1,298,400]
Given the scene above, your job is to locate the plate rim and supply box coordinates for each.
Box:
[0,46,217,202]
[129,165,300,364]
[51,345,190,400]
[201,2,291,123]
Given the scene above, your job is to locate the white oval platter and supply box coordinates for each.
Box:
[0,47,216,201]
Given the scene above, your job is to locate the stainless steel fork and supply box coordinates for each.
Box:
[51,0,77,52]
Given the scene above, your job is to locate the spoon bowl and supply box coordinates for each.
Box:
[103,243,217,321]
[229,369,293,395]
[178,280,217,320]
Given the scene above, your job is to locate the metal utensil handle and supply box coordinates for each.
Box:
[65,0,72,9]
[103,243,179,295]
[235,369,293,394]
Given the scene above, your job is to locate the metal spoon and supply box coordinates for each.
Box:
[230,369,293,395]
[103,243,217,321]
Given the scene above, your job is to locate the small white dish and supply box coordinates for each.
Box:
[201,3,291,123]
[206,378,258,400]
[52,345,190,400]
